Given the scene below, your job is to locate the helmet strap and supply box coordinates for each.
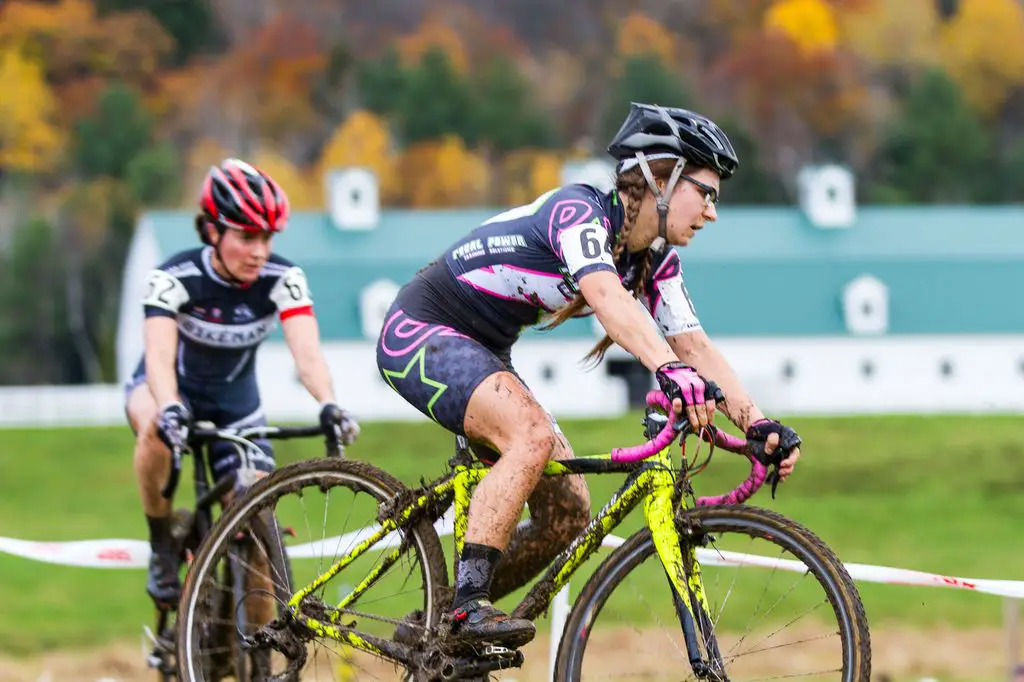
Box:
[635,152,685,255]
[208,225,248,287]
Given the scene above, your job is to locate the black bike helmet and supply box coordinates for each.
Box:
[606,103,739,253]
[608,103,738,179]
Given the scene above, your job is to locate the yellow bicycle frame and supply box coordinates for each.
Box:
[283,439,712,661]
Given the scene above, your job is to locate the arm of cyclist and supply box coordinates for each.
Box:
[278,289,360,445]
[667,328,760,429]
[668,328,801,479]
[578,270,716,429]
[141,271,191,450]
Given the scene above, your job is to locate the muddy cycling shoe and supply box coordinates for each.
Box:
[449,599,535,649]
[394,609,426,646]
[147,549,182,609]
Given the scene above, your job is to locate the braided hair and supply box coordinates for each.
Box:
[543,157,696,365]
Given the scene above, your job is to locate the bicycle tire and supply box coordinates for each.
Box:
[176,458,450,682]
[230,509,294,680]
[554,505,871,682]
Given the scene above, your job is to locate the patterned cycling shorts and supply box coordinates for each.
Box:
[375,303,513,436]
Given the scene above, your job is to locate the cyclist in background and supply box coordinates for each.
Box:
[125,158,360,609]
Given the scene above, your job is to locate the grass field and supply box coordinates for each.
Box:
[1,413,1023,657]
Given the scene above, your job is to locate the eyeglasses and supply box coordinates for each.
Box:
[680,175,719,208]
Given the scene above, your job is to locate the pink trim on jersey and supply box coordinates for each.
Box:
[379,309,468,357]
[652,251,681,282]
[456,273,523,303]
[458,265,570,313]
[546,199,594,258]
[498,264,564,280]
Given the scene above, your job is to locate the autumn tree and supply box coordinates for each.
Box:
[193,14,327,156]
[0,43,64,173]
[616,11,679,67]
[95,0,225,65]
[713,117,790,205]
[396,16,469,74]
[599,56,694,146]
[837,0,941,71]
[938,0,1024,116]
[391,136,489,207]
[250,149,319,210]
[764,0,839,54]
[499,149,563,206]
[472,54,560,153]
[318,109,395,196]
[357,47,407,118]
[868,69,993,203]
[0,0,175,94]
[712,30,869,175]
[399,48,477,146]
[72,84,156,179]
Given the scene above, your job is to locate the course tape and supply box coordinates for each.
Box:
[3,511,1023,599]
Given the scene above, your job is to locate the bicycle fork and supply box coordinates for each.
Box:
[644,481,727,680]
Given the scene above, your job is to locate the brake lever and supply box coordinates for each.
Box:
[766,467,782,499]
[325,425,346,458]
[746,438,788,499]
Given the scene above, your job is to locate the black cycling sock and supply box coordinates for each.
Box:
[146,514,173,553]
[453,542,502,609]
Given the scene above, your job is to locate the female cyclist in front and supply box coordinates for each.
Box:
[376,103,802,647]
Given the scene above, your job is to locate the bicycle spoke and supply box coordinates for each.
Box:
[178,458,448,682]
[556,507,869,682]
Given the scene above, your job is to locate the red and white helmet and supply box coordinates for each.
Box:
[198,158,290,237]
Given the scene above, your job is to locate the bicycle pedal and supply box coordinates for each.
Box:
[439,649,524,681]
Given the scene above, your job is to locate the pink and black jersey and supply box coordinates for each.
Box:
[400,184,702,349]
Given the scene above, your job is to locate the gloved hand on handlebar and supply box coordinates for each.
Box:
[745,419,802,481]
[319,401,360,448]
[157,401,191,452]
[655,361,723,431]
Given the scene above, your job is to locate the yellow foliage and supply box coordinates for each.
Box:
[180,138,235,207]
[764,0,839,53]
[0,43,64,172]
[529,153,563,198]
[0,0,94,44]
[318,110,395,198]
[394,136,489,208]
[249,150,320,211]
[837,0,940,68]
[616,12,678,67]
[60,177,123,252]
[396,19,469,73]
[500,149,563,206]
[206,16,326,144]
[0,0,172,88]
[702,0,777,41]
[939,0,1024,115]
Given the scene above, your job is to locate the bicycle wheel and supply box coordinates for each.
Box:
[228,511,291,681]
[176,458,449,682]
[555,505,870,682]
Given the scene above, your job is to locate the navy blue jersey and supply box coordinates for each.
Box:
[400,184,702,349]
[137,246,314,387]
